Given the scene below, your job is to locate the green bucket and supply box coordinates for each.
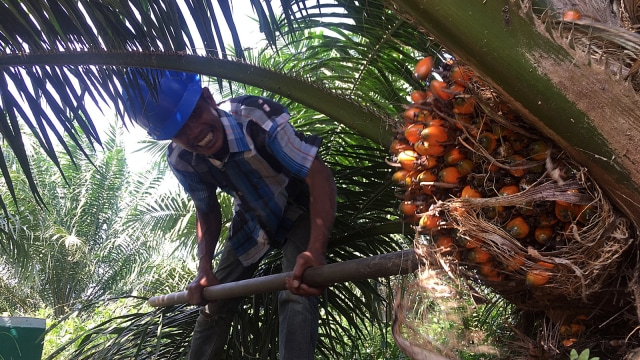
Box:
[0,317,46,360]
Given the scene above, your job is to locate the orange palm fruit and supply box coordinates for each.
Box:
[403,186,422,201]
[536,212,559,227]
[563,9,581,21]
[438,166,462,184]
[526,269,551,286]
[478,261,501,280]
[454,115,472,130]
[482,205,504,220]
[416,110,434,123]
[491,124,512,138]
[555,201,575,222]
[527,140,549,161]
[404,123,425,144]
[443,147,466,165]
[559,325,573,337]
[391,169,411,185]
[418,213,441,231]
[430,79,455,101]
[414,56,434,80]
[416,170,435,183]
[435,235,455,250]
[426,118,446,127]
[414,140,445,157]
[561,338,577,347]
[577,204,597,224]
[421,125,449,144]
[506,134,528,152]
[534,227,554,244]
[555,189,582,207]
[486,162,500,173]
[452,97,475,115]
[498,185,520,197]
[397,150,419,171]
[569,323,585,335]
[450,65,474,86]
[458,236,482,249]
[403,107,419,124]
[468,247,492,263]
[416,171,436,195]
[421,183,436,195]
[456,159,474,176]
[403,107,430,124]
[536,261,555,269]
[505,216,530,239]
[399,201,418,216]
[389,138,412,154]
[410,90,429,104]
[417,156,438,170]
[477,132,497,154]
[506,154,527,177]
[449,83,466,95]
[461,185,482,199]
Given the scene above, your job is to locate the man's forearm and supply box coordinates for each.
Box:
[306,158,337,256]
[196,206,223,272]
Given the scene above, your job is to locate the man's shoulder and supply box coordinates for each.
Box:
[166,142,201,173]
[226,95,289,120]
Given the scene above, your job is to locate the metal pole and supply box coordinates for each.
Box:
[148,249,420,307]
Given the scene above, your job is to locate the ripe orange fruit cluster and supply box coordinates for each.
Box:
[390,55,597,287]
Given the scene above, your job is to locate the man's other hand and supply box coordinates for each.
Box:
[186,269,219,306]
[285,251,325,297]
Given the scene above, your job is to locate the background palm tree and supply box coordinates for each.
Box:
[0,121,188,317]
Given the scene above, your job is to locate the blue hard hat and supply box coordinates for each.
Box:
[122,69,202,140]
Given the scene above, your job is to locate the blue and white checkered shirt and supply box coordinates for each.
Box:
[167,96,322,265]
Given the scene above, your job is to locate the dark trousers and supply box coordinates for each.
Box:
[188,216,319,359]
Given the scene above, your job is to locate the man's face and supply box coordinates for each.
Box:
[172,88,225,156]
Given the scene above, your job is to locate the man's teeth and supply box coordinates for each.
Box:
[197,133,213,147]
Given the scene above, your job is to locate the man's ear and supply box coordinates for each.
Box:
[201,87,217,109]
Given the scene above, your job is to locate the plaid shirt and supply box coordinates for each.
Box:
[167,96,322,265]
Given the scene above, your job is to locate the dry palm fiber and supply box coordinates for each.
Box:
[437,173,633,311]
[539,0,640,89]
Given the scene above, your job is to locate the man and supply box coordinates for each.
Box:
[122,69,336,359]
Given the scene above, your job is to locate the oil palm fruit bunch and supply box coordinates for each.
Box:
[388,54,613,289]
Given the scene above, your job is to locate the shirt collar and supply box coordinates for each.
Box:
[217,108,250,153]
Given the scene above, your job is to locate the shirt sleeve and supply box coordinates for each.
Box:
[236,96,322,180]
